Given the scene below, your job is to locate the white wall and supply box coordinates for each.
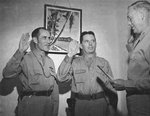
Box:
[0,0,143,116]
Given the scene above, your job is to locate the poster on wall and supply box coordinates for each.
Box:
[44,4,82,54]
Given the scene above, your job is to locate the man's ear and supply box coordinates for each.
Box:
[79,44,83,49]
[141,13,145,21]
[139,9,146,21]
[32,37,38,44]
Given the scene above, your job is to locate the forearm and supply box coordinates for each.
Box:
[124,78,150,91]
[57,55,73,82]
[3,50,25,78]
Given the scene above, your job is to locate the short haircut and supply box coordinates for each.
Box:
[80,31,95,43]
[31,27,47,38]
[128,0,150,12]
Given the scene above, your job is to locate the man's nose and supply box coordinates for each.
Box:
[89,41,93,45]
[128,21,134,28]
[47,37,53,43]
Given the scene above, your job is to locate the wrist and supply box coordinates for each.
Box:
[64,55,74,63]
[67,52,74,57]
[18,49,26,56]
[13,49,26,61]
[19,47,27,53]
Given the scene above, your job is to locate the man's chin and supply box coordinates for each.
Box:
[45,49,50,52]
[45,47,51,52]
[89,49,95,53]
[43,48,50,52]
[88,51,95,54]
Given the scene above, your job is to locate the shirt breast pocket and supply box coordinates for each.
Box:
[33,68,43,76]
[74,69,86,83]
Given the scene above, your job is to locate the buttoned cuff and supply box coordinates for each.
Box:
[64,55,74,63]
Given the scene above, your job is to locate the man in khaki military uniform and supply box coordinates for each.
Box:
[57,31,117,116]
[2,27,59,116]
[111,1,150,116]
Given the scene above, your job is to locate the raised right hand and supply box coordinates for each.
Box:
[68,40,80,57]
[19,33,30,53]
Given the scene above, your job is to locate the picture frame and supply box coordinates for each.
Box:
[44,4,82,54]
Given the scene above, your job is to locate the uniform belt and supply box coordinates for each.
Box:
[20,90,52,99]
[127,91,150,97]
[73,91,105,100]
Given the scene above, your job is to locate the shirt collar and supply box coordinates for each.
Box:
[82,52,96,61]
[32,48,46,60]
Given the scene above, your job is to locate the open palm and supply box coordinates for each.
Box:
[19,33,30,53]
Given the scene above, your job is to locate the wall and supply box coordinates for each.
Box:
[0,0,140,116]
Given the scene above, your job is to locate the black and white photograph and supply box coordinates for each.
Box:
[0,0,150,116]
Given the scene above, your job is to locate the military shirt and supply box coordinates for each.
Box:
[57,54,115,95]
[125,27,150,91]
[3,49,56,91]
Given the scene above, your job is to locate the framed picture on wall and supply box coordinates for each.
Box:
[44,4,82,54]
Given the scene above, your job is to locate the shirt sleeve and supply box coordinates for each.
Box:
[57,55,73,82]
[145,44,150,64]
[104,60,118,111]
[2,50,25,78]
[135,44,150,91]
[105,61,117,94]
[106,61,114,79]
[97,59,117,94]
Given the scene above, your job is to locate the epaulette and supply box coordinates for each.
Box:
[96,56,108,64]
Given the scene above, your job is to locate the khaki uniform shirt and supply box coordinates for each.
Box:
[125,27,150,91]
[3,49,59,116]
[3,49,56,91]
[57,54,116,95]
[125,27,150,116]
